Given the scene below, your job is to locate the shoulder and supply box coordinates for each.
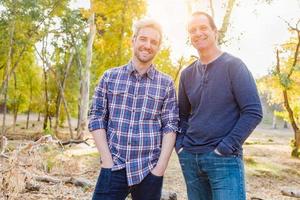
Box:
[220,53,256,85]
[154,69,175,87]
[221,52,246,70]
[182,60,198,75]
[220,53,251,76]
[105,65,127,76]
[180,60,199,81]
[101,65,128,80]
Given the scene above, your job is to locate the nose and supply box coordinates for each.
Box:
[144,40,151,49]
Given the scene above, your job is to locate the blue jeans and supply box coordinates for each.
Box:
[178,149,245,200]
[92,168,163,200]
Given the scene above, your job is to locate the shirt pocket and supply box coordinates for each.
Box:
[142,92,164,120]
[107,86,128,116]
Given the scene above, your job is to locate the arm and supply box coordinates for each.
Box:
[152,80,179,176]
[176,71,191,152]
[88,72,113,167]
[91,129,113,168]
[151,132,176,176]
[216,61,263,155]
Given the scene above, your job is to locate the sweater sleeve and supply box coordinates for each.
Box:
[216,60,263,155]
[176,70,191,152]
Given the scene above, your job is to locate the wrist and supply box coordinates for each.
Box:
[100,157,113,168]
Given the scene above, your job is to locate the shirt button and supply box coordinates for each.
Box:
[128,142,131,145]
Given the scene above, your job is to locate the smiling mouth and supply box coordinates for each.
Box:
[140,50,151,55]
[194,36,207,42]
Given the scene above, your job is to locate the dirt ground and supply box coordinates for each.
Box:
[1,117,300,200]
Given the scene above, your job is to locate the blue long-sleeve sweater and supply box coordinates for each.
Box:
[176,52,263,156]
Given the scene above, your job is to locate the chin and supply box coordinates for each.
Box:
[138,56,154,63]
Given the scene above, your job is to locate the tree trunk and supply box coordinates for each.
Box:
[26,81,33,129]
[62,94,74,139]
[0,47,26,96]
[41,38,51,131]
[77,10,96,139]
[37,112,41,121]
[54,52,74,133]
[116,0,128,65]
[12,72,19,133]
[43,66,50,130]
[209,0,215,19]
[55,72,74,139]
[283,89,299,157]
[275,43,300,157]
[272,111,277,129]
[1,17,15,152]
[283,121,288,129]
[218,0,236,45]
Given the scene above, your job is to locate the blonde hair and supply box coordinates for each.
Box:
[132,18,163,45]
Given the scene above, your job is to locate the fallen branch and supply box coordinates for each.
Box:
[33,175,92,188]
[0,153,9,158]
[21,134,53,154]
[281,188,300,198]
[63,177,92,188]
[61,138,90,146]
[0,136,9,158]
[34,175,60,184]
[161,191,177,200]
[52,169,96,177]
[25,182,40,192]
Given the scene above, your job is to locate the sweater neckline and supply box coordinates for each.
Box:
[199,52,226,66]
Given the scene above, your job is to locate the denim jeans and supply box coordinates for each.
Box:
[92,168,163,200]
[178,149,246,200]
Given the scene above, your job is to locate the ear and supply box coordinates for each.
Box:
[214,29,218,41]
[132,36,136,44]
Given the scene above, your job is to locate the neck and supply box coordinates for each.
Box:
[132,57,152,75]
[198,45,222,64]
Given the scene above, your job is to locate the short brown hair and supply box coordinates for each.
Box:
[191,11,217,30]
[132,18,163,45]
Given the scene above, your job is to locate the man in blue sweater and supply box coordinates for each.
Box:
[176,11,263,200]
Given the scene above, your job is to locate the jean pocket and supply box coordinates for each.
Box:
[211,150,237,158]
[94,168,112,193]
[149,171,163,179]
[177,147,185,155]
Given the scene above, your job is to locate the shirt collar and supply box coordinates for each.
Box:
[126,61,155,80]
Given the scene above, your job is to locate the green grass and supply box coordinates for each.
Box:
[245,156,282,177]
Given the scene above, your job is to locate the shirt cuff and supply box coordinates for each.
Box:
[161,123,178,136]
[88,119,107,132]
[216,142,234,155]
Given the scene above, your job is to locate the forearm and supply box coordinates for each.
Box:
[91,129,113,167]
[155,132,176,171]
[217,111,262,155]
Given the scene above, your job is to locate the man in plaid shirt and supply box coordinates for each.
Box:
[88,18,178,200]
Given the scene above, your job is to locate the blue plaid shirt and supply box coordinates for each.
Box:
[88,62,179,186]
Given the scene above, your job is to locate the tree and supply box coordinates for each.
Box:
[260,20,300,157]
[77,1,96,139]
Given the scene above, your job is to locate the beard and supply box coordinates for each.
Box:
[134,48,156,64]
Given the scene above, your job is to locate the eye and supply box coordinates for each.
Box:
[200,26,208,31]
[151,40,158,46]
[189,27,197,34]
[139,36,147,41]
